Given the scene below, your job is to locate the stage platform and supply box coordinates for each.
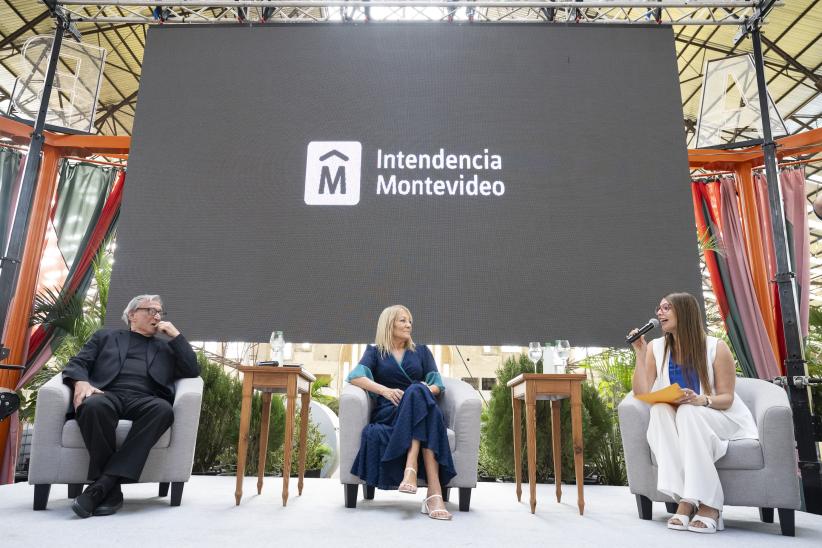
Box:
[2,476,821,547]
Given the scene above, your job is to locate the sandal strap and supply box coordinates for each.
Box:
[424,494,443,503]
[691,516,717,529]
[668,514,690,525]
[404,467,417,476]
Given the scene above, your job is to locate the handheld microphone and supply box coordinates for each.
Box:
[626,318,660,344]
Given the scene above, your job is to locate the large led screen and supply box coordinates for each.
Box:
[108,23,700,346]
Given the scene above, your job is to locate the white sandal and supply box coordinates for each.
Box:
[421,494,452,521]
[688,513,724,533]
[398,468,417,494]
[667,514,692,531]
[667,501,694,531]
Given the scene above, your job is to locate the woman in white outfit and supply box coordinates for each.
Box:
[629,292,758,534]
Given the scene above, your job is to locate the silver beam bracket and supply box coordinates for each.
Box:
[792,376,822,389]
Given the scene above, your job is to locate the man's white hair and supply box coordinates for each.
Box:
[122,294,163,326]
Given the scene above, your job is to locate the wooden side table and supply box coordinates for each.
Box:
[235,365,315,506]
[507,373,587,515]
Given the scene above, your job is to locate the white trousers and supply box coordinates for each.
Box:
[647,403,739,510]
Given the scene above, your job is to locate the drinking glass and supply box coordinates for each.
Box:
[528,342,543,374]
[555,340,571,373]
[543,342,555,374]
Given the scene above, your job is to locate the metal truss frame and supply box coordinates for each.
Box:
[54,1,768,26]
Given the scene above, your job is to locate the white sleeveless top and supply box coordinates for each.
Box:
[651,336,758,440]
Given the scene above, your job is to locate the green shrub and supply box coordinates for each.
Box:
[477,408,510,480]
[193,354,286,475]
[482,354,613,483]
[591,422,627,486]
[575,348,635,486]
[193,355,238,472]
[269,408,331,476]
[482,354,533,479]
[806,306,822,419]
[311,376,340,416]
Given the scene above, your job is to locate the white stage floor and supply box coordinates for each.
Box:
[2,476,821,547]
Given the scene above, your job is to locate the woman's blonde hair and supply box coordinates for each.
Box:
[374,305,416,357]
[663,292,711,395]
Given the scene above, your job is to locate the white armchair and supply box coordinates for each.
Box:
[28,372,203,510]
[339,376,482,511]
[618,377,801,535]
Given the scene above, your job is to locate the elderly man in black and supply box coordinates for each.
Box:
[63,294,199,518]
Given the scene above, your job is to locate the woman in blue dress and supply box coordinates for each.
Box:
[347,305,456,520]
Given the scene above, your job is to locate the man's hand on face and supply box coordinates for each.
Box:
[156,321,180,338]
[73,380,103,409]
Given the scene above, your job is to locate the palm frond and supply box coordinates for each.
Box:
[576,348,635,411]
[90,235,114,322]
[809,305,822,334]
[697,228,724,256]
[30,287,85,333]
[17,360,63,423]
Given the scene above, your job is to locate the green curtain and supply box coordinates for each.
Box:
[0,146,24,256]
[52,161,117,266]
[26,170,124,376]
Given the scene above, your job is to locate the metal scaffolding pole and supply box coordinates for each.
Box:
[52,0,770,25]
[744,5,821,513]
[0,12,67,361]
[0,0,814,513]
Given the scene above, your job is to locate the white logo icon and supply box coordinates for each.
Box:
[304,141,362,205]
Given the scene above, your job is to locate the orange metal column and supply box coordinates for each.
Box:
[0,146,61,478]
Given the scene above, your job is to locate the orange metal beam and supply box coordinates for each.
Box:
[688,127,822,170]
[0,115,35,144]
[45,134,131,156]
[0,115,131,156]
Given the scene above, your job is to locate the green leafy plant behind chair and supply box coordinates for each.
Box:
[270,408,331,477]
[194,356,330,476]
[575,348,636,486]
[804,305,822,418]
[575,348,634,412]
[21,245,113,423]
[311,376,339,416]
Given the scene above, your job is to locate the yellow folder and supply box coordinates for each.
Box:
[635,383,685,405]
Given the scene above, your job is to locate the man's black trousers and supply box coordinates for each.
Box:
[75,391,174,481]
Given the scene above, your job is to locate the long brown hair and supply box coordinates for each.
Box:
[663,292,712,395]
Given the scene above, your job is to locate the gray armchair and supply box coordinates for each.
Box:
[28,372,204,510]
[339,376,482,511]
[618,377,801,536]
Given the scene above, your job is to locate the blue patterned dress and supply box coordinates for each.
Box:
[347,344,456,490]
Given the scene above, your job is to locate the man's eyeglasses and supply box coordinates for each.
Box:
[136,307,166,317]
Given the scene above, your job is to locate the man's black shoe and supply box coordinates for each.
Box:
[71,482,108,518]
[92,486,123,516]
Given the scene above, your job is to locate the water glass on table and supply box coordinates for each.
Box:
[555,340,570,373]
[527,342,543,374]
[542,343,556,374]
